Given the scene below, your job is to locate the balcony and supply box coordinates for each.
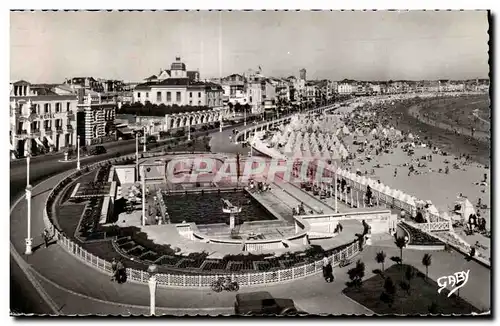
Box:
[56,126,64,134]
[66,124,73,131]
[44,127,52,134]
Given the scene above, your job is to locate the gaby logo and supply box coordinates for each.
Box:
[437,270,470,297]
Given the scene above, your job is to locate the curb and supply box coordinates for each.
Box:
[341,292,375,315]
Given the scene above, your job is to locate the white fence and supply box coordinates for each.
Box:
[43,151,361,288]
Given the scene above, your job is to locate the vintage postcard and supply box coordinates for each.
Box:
[9,9,491,316]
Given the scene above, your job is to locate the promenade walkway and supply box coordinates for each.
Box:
[10,137,490,315]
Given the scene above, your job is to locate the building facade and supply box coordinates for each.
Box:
[76,91,117,146]
[10,80,78,157]
[133,57,223,108]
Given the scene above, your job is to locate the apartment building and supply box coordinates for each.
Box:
[10,80,78,157]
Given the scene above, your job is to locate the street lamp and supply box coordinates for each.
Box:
[135,132,139,176]
[76,137,81,170]
[219,114,223,133]
[141,166,146,226]
[143,126,146,153]
[25,136,33,255]
[148,264,158,316]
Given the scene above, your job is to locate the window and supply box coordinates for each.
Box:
[189,92,193,98]
[137,92,141,99]
[189,100,193,105]
[176,92,181,102]
[66,102,70,112]
[167,92,171,102]
[55,103,61,113]
[198,92,201,97]
[44,103,50,113]
[146,92,149,98]
[198,100,201,106]
[157,91,162,102]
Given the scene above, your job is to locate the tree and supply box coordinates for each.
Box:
[380,277,396,307]
[375,251,386,272]
[347,259,365,290]
[422,253,432,281]
[404,265,415,293]
[394,236,407,266]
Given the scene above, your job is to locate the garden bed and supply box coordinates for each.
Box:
[400,222,444,246]
[343,264,481,315]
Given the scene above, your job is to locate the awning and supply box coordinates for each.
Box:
[117,126,134,134]
[45,135,54,146]
[35,137,44,147]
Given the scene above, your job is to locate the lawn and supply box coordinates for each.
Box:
[343,264,480,315]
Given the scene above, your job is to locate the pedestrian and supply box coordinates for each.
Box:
[325,262,334,283]
[111,258,118,281]
[322,255,329,281]
[42,229,51,248]
[116,260,125,284]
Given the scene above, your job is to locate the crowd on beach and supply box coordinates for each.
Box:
[257,92,490,261]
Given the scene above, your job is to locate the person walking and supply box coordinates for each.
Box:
[42,229,51,248]
[111,258,118,281]
[325,262,334,283]
[322,255,329,281]
[116,260,125,284]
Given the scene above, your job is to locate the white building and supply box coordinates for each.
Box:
[133,57,223,108]
[337,83,355,95]
[10,80,78,157]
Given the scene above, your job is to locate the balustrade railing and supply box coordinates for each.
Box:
[42,151,362,287]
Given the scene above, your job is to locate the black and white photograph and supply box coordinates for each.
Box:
[8,8,491,317]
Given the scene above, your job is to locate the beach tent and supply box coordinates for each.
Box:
[454,198,475,221]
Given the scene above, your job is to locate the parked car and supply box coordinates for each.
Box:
[234,291,305,316]
[89,145,107,156]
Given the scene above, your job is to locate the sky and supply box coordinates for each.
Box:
[10,10,490,83]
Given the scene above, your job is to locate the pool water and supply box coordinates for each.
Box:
[163,191,276,225]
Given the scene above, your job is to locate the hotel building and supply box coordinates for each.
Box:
[133,57,224,108]
[10,80,78,157]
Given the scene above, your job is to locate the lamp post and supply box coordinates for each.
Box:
[135,132,139,177]
[244,107,247,126]
[25,136,33,255]
[141,166,146,226]
[143,127,147,153]
[334,173,338,213]
[76,137,81,170]
[187,120,191,141]
[219,114,222,133]
[147,264,158,316]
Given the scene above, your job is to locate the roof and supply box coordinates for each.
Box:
[10,95,77,101]
[134,79,223,91]
[29,87,59,96]
[187,71,199,80]
[12,80,31,85]
[145,75,157,81]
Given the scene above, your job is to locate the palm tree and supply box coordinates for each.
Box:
[422,253,432,281]
[375,251,386,272]
[394,236,407,265]
[404,265,415,292]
